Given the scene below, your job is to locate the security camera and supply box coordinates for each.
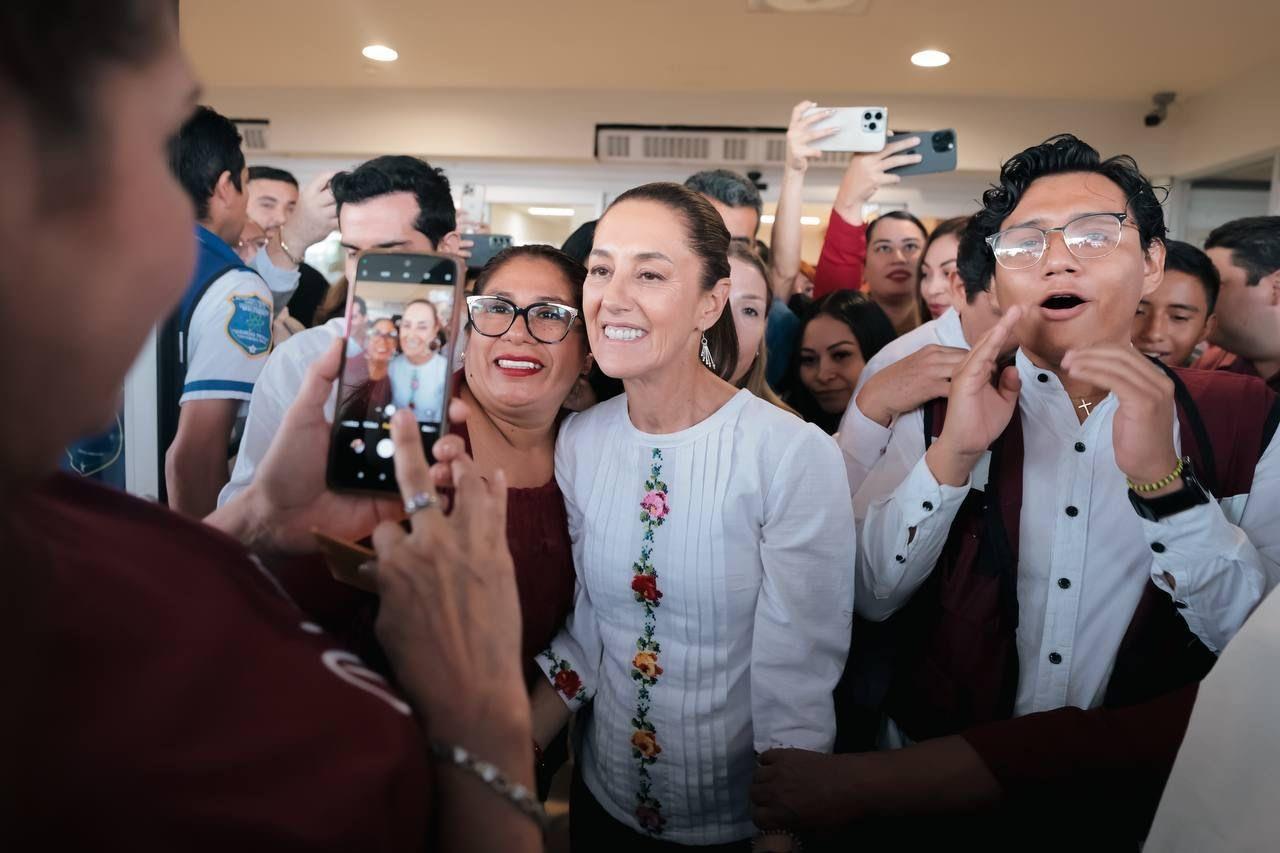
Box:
[1144,92,1176,127]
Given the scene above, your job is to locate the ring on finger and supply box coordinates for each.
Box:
[404,492,441,515]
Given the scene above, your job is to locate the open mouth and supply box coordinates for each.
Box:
[1041,294,1086,310]
[886,270,912,283]
[496,358,543,371]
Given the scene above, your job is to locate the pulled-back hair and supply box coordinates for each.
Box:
[604,183,739,381]
[957,134,1167,302]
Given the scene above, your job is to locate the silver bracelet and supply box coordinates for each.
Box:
[430,741,548,833]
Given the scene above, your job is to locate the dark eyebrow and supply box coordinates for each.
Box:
[340,240,410,251]
[635,252,674,264]
[1167,303,1202,313]
[827,340,859,351]
[588,248,612,260]
[486,290,570,304]
[1008,211,1115,229]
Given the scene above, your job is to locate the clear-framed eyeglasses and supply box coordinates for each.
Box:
[985,212,1136,271]
[465,294,580,344]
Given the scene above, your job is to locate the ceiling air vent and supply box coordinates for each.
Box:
[233,118,270,151]
[595,123,861,171]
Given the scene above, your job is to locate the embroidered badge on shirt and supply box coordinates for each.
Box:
[226,294,272,356]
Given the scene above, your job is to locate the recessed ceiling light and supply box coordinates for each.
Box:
[362,44,399,62]
[911,49,950,68]
[528,207,576,217]
[800,216,822,226]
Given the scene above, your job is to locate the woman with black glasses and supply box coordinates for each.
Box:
[448,244,593,689]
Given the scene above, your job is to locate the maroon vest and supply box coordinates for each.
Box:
[886,364,1280,742]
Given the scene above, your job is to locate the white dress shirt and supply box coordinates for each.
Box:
[856,349,1279,719]
[1146,586,1280,852]
[218,319,344,506]
[540,390,855,844]
[837,308,969,498]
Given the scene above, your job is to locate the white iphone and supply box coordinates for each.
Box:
[803,106,888,152]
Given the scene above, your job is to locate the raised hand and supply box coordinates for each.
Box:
[370,409,526,737]
[1062,345,1180,492]
[856,344,969,427]
[926,306,1023,486]
[784,101,838,173]
[832,135,924,222]
[280,170,338,254]
[215,338,401,552]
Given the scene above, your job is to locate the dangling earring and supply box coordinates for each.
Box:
[699,334,716,371]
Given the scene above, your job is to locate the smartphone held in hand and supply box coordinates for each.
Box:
[326,251,464,494]
[885,129,958,176]
[802,106,889,152]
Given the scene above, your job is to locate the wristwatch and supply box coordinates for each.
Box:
[1128,457,1211,521]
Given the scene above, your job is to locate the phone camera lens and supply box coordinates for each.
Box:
[864,111,872,120]
[868,122,877,130]
[875,111,883,120]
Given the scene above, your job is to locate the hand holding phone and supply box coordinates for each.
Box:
[831,135,926,220]
[327,251,464,495]
[885,129,958,176]
[461,233,513,271]
[801,105,888,153]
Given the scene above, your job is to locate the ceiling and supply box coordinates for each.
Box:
[181,0,1276,102]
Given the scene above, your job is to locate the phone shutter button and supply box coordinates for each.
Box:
[376,438,395,459]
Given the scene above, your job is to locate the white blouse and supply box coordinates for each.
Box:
[538,390,855,844]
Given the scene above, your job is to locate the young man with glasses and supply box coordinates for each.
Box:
[750,135,1280,846]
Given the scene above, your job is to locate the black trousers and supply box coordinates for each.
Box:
[569,767,752,853]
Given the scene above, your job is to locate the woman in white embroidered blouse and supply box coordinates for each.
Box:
[530,183,856,849]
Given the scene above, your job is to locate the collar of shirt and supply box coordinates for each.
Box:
[935,307,966,349]
[1014,349,1119,441]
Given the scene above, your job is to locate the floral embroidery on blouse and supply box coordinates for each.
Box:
[630,448,668,834]
[541,649,588,703]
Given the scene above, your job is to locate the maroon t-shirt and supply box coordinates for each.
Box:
[2,474,430,851]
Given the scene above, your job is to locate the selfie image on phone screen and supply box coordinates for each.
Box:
[327,252,462,494]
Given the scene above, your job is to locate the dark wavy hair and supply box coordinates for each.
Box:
[331,155,456,248]
[602,182,739,381]
[957,134,1167,301]
[1205,216,1280,287]
[785,291,896,434]
[168,106,245,221]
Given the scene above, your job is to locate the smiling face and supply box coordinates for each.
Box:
[398,300,440,363]
[366,318,398,363]
[585,199,727,381]
[920,233,959,319]
[1132,270,1215,367]
[866,218,925,301]
[727,255,768,384]
[464,255,589,420]
[990,172,1164,366]
[798,314,866,414]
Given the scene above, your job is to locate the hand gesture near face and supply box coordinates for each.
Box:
[926,307,1024,486]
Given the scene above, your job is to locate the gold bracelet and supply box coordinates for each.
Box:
[1126,456,1185,493]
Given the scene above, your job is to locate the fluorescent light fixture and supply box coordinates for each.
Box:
[911,49,950,68]
[528,207,576,217]
[362,44,399,62]
[800,216,822,226]
[760,214,776,224]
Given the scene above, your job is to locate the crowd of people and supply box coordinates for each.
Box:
[5,3,1280,852]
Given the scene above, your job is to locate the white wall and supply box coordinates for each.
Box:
[211,85,1178,175]
[1173,59,1280,178]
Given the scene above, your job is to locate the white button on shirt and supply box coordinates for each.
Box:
[540,390,855,845]
[856,349,1279,719]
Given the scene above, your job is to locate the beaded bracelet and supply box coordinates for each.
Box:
[1126,456,1186,493]
[430,742,548,833]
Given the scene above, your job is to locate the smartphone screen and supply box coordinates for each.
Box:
[327,251,462,494]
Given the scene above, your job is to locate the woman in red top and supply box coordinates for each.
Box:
[2,4,542,850]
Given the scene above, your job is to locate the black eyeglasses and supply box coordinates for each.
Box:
[986,212,1135,270]
[465,294,580,344]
